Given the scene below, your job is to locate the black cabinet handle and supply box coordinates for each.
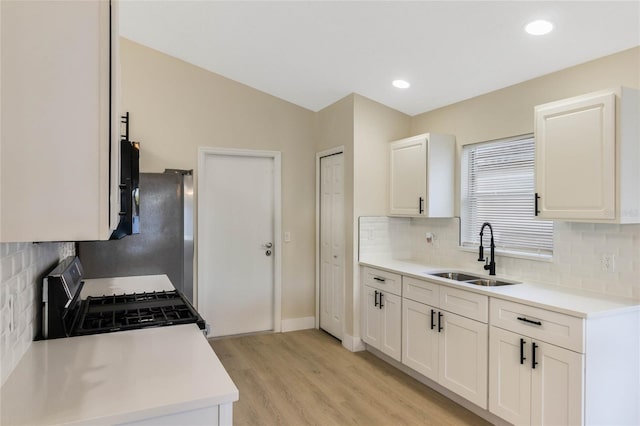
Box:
[419,196,424,214]
[534,193,540,216]
[430,309,436,330]
[520,338,526,365]
[517,317,542,326]
[438,311,443,332]
[379,292,384,309]
[373,277,385,282]
[532,342,539,369]
[374,290,379,307]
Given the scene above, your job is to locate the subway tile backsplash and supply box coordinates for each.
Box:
[0,242,74,385]
[359,216,640,300]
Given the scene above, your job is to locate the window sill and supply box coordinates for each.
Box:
[458,246,553,263]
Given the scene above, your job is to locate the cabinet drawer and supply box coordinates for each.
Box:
[439,286,488,323]
[362,267,402,295]
[490,298,584,353]
[403,276,439,306]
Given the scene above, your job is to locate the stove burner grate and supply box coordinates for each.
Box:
[73,290,204,335]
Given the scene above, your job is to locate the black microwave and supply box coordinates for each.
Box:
[110,113,140,240]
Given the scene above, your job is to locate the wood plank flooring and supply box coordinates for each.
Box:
[209,329,491,426]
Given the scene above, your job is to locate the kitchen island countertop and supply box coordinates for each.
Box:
[0,324,238,425]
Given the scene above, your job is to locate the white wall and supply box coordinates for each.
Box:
[0,242,75,385]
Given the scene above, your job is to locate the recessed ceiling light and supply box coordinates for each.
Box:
[525,20,553,36]
[392,79,410,89]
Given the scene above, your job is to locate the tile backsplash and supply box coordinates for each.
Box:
[0,242,74,385]
[359,216,640,300]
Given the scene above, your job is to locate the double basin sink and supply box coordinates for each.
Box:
[427,271,520,287]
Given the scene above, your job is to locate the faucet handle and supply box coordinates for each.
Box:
[484,258,490,270]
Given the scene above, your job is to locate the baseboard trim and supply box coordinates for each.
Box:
[341,333,366,352]
[281,316,316,332]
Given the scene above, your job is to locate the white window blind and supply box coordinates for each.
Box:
[461,135,553,256]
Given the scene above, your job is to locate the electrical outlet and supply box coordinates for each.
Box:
[601,253,616,273]
[8,295,14,333]
[284,231,291,242]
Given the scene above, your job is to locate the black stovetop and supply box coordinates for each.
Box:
[72,290,205,336]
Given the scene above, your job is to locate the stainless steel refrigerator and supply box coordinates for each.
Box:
[78,170,194,302]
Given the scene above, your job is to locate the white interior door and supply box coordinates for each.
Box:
[198,149,280,337]
[319,153,344,339]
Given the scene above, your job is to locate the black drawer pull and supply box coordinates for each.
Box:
[517,317,542,326]
[438,311,443,332]
[373,277,385,282]
[430,309,436,330]
[520,338,526,365]
[374,290,379,307]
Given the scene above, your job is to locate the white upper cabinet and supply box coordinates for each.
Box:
[1,0,120,242]
[534,87,640,223]
[389,133,455,217]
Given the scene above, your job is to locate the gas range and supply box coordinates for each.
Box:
[42,256,204,339]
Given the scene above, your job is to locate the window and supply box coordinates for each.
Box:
[460,135,553,257]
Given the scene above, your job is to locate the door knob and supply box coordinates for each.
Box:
[265,250,272,256]
[262,242,273,249]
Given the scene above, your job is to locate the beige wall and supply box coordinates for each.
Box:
[352,95,410,336]
[122,37,639,339]
[410,46,640,215]
[121,38,317,321]
[314,95,355,334]
[314,94,409,337]
[411,46,640,144]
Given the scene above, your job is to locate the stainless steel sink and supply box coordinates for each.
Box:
[430,272,484,282]
[427,271,521,286]
[465,278,517,287]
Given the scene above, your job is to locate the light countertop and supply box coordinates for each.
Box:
[80,274,175,299]
[0,324,239,425]
[360,257,640,318]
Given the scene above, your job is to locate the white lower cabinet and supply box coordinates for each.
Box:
[403,298,439,381]
[362,268,402,362]
[401,276,488,409]
[489,326,583,426]
[361,265,640,425]
[438,311,488,407]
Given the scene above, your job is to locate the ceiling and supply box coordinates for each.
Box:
[119,1,640,116]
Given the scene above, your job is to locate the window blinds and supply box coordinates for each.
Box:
[461,135,553,256]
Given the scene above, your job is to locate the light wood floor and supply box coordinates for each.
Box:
[209,329,491,426]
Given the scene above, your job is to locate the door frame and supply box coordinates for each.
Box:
[197,147,282,333]
[315,146,345,333]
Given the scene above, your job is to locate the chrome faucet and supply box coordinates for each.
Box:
[478,222,496,275]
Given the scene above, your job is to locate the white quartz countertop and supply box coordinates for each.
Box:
[80,274,175,299]
[0,324,239,425]
[360,258,640,318]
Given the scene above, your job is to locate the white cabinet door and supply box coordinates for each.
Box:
[489,327,532,426]
[380,291,402,362]
[1,0,119,242]
[389,133,455,217]
[362,285,382,348]
[389,136,427,215]
[402,298,438,381]
[438,311,488,409]
[530,341,584,426]
[535,91,616,220]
